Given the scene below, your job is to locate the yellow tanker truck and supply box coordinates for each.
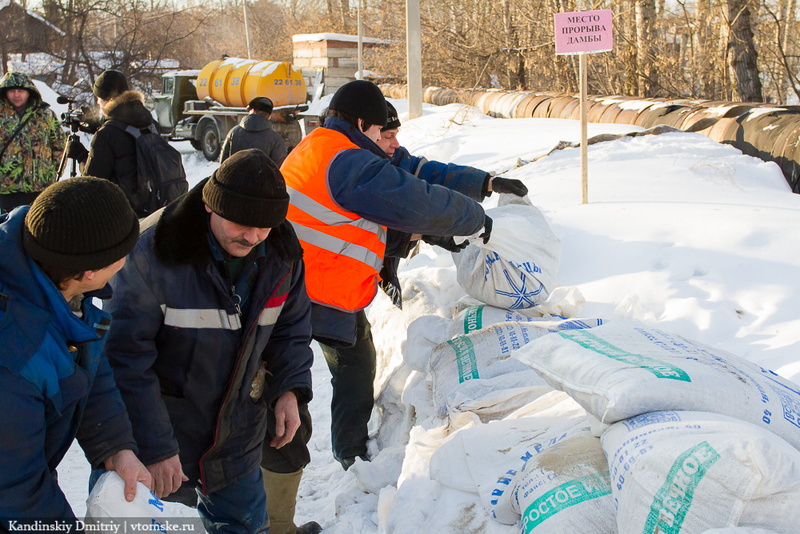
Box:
[152,57,308,161]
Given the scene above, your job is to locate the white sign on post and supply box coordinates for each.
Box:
[554,10,614,204]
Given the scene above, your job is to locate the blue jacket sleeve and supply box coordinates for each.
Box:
[328,149,485,237]
[0,367,75,521]
[392,146,489,201]
[104,242,181,466]
[75,351,138,469]
[262,259,314,407]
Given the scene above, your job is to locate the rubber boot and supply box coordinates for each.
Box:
[262,467,303,534]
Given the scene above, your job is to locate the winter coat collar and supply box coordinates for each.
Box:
[323,116,390,160]
[103,91,153,128]
[239,113,273,132]
[152,177,303,266]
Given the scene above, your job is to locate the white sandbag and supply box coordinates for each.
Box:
[452,195,560,309]
[512,320,800,451]
[602,411,800,534]
[428,391,592,524]
[449,303,602,338]
[510,432,616,533]
[446,372,554,421]
[430,317,602,417]
[85,471,167,523]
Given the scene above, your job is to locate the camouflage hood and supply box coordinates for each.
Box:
[0,72,41,104]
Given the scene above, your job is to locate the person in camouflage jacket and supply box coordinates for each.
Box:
[0,72,65,212]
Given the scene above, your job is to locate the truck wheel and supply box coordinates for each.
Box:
[200,122,221,161]
[190,139,203,151]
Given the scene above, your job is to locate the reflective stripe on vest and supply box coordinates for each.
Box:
[280,127,387,312]
[161,305,242,330]
[286,185,384,270]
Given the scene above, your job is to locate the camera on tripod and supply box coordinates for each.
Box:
[57,95,90,178]
[58,96,86,132]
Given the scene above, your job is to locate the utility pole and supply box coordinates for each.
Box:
[406,0,422,118]
[243,1,252,59]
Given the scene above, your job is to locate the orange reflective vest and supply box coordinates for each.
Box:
[280,127,387,312]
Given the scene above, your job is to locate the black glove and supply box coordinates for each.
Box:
[66,139,89,162]
[478,215,493,244]
[492,177,528,196]
[422,235,469,253]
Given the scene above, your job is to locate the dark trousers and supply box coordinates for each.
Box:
[0,192,40,213]
[318,310,376,461]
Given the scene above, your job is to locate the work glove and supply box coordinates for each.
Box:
[492,177,528,197]
[478,215,493,244]
[66,139,89,162]
[422,235,469,253]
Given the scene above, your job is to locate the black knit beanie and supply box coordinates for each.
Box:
[23,177,140,272]
[202,148,289,228]
[382,101,401,132]
[93,70,129,100]
[329,80,388,127]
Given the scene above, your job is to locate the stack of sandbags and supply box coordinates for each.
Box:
[429,391,617,533]
[429,316,603,418]
[508,320,800,533]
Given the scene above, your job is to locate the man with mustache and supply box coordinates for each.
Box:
[103,149,316,534]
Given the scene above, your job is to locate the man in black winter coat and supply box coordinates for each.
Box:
[68,70,158,217]
[220,97,287,166]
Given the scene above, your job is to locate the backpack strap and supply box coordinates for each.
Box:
[105,119,159,139]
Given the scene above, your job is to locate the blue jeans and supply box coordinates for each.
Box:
[90,467,267,534]
[197,467,268,534]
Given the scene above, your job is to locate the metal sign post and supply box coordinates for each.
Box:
[554,9,613,204]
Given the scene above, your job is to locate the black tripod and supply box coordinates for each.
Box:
[57,97,83,178]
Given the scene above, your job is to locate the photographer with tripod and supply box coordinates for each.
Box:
[0,72,65,213]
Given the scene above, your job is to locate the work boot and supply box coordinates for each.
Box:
[296,522,322,534]
[262,468,305,534]
[338,454,369,471]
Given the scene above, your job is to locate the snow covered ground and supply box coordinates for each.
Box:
[60,99,800,532]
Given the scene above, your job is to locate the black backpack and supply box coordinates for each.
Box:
[107,120,188,216]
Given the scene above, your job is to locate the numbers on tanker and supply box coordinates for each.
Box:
[198,78,208,87]
[274,79,304,86]
[197,77,302,87]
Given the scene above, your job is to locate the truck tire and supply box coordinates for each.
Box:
[200,122,221,161]
[190,139,203,151]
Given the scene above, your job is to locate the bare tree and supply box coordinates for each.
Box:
[725,0,763,101]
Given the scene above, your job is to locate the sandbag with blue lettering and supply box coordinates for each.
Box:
[602,411,800,534]
[513,320,800,452]
[452,194,561,309]
[430,316,604,417]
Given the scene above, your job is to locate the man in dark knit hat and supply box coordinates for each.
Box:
[279,80,491,474]
[375,99,529,307]
[0,177,151,525]
[220,97,287,166]
[104,149,318,534]
[68,69,164,216]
